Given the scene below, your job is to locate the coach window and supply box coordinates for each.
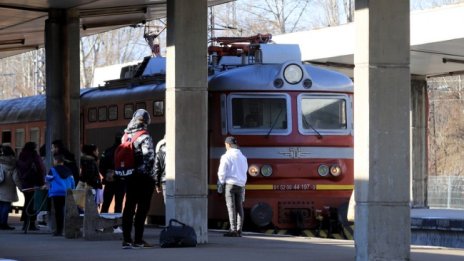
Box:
[153,100,164,116]
[227,93,291,135]
[136,102,146,110]
[30,128,40,145]
[124,103,134,119]
[88,108,97,122]
[98,106,107,121]
[298,94,350,135]
[108,105,118,120]
[15,129,25,154]
[2,130,11,145]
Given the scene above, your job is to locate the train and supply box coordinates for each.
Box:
[0,34,354,232]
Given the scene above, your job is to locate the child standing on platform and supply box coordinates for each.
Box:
[46,154,75,236]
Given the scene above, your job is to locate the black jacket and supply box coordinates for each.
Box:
[80,154,102,189]
[154,143,166,187]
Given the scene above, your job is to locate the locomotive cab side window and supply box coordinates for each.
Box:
[1,131,11,144]
[298,94,351,135]
[15,129,25,155]
[30,128,40,145]
[153,100,164,116]
[136,102,146,110]
[124,104,134,119]
[98,106,107,121]
[227,93,291,135]
[88,108,97,122]
[108,105,118,120]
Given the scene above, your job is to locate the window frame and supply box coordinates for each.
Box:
[135,102,146,110]
[226,93,292,136]
[98,106,107,122]
[1,130,11,144]
[108,104,118,121]
[15,128,25,154]
[297,93,352,136]
[29,127,40,145]
[88,108,97,122]
[124,103,134,119]
[153,100,164,116]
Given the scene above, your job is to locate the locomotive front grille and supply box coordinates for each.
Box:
[278,201,314,228]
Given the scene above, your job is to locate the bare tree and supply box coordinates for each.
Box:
[0,49,45,98]
[79,24,153,87]
[343,0,354,23]
[212,0,313,37]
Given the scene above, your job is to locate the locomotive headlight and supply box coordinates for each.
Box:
[248,164,260,177]
[260,164,273,177]
[330,165,342,177]
[317,164,330,177]
[283,64,303,84]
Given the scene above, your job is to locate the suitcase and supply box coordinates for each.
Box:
[159,219,197,248]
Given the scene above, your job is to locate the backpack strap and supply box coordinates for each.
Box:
[131,130,149,147]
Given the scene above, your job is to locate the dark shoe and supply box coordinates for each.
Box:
[237,230,242,237]
[122,241,133,249]
[52,231,63,236]
[223,230,238,237]
[28,225,40,231]
[133,240,154,248]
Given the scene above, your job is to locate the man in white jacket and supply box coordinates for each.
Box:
[217,136,248,237]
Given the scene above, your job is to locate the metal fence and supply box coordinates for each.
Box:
[428,176,464,209]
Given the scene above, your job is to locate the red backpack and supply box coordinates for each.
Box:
[114,130,148,177]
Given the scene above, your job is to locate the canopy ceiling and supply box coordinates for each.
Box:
[0,0,232,59]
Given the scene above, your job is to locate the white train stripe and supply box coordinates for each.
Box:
[210,146,353,159]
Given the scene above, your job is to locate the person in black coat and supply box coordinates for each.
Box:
[99,132,126,214]
[154,138,166,203]
[16,142,46,231]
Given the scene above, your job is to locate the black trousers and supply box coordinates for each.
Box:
[52,196,65,234]
[101,179,126,213]
[21,190,36,225]
[122,175,155,243]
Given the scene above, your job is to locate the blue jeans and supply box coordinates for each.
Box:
[224,184,245,232]
[0,201,11,225]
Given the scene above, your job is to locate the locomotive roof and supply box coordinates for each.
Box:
[80,83,165,105]
[0,95,46,123]
[209,63,354,92]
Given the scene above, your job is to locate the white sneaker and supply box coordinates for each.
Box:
[113,227,123,233]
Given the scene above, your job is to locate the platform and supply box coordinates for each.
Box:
[2,212,464,261]
[411,208,464,248]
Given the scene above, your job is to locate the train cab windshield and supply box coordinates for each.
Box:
[298,94,351,135]
[226,93,291,135]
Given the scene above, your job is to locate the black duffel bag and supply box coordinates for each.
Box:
[159,219,197,248]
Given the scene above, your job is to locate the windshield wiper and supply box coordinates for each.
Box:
[303,116,323,139]
[308,123,323,139]
[266,106,283,137]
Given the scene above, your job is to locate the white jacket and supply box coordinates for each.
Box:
[217,148,248,187]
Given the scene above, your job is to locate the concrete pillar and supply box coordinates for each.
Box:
[411,78,428,208]
[165,0,208,243]
[354,1,410,260]
[45,9,80,167]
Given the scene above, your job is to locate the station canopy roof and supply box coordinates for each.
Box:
[273,3,464,78]
[0,0,232,59]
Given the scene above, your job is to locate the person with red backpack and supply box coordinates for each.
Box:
[118,109,156,249]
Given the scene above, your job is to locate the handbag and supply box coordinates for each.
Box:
[159,219,197,248]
